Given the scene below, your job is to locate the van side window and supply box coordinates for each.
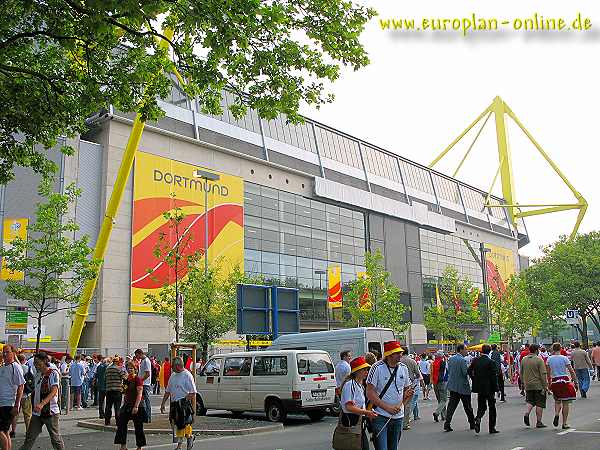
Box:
[223,357,252,376]
[253,356,288,376]
[201,358,222,376]
[296,353,334,375]
[368,342,382,358]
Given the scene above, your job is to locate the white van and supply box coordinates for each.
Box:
[195,350,335,422]
[269,327,396,364]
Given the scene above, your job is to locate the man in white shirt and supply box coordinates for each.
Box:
[18,352,64,450]
[135,349,153,423]
[335,351,352,393]
[0,344,25,450]
[366,341,413,450]
[160,357,197,450]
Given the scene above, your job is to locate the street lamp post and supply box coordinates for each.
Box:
[314,270,329,330]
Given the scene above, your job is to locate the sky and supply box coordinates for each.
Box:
[300,0,600,258]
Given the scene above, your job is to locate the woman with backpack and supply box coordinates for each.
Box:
[332,356,378,450]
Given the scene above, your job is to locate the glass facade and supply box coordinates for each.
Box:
[243,182,366,324]
[420,229,483,308]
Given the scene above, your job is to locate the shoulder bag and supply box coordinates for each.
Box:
[332,381,363,450]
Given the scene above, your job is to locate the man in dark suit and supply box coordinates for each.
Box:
[468,344,500,434]
[443,344,476,432]
[490,344,506,402]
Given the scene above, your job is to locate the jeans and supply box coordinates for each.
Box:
[476,393,496,431]
[104,391,122,426]
[371,415,402,450]
[81,380,89,407]
[403,389,419,428]
[114,407,146,448]
[497,372,505,400]
[142,385,152,423]
[433,383,447,419]
[576,368,591,393]
[444,391,475,429]
[60,377,70,412]
[18,414,65,450]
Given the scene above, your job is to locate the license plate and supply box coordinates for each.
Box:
[311,389,327,398]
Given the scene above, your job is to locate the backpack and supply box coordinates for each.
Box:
[23,365,35,396]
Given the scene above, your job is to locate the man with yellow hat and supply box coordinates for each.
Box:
[366,341,414,450]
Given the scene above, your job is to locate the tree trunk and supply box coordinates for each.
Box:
[35,313,43,353]
[580,311,589,349]
[201,323,209,361]
[589,312,600,335]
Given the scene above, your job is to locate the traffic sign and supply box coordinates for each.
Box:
[565,309,579,325]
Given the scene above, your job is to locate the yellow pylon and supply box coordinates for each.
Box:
[429,96,587,240]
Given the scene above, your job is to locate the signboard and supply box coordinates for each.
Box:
[176,293,184,332]
[237,284,300,338]
[5,306,28,335]
[1,218,28,281]
[130,152,244,312]
[484,243,516,297]
[565,309,579,325]
[488,332,501,343]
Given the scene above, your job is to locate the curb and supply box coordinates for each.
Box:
[77,420,283,436]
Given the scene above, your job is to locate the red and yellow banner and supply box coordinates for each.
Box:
[327,265,342,308]
[484,243,515,297]
[1,218,28,281]
[130,152,244,312]
[357,271,371,310]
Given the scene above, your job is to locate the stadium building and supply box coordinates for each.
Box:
[0,87,530,354]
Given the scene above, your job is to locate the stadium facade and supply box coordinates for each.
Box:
[0,88,530,354]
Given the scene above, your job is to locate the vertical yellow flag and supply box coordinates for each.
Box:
[1,218,28,281]
[435,283,443,312]
[327,265,342,308]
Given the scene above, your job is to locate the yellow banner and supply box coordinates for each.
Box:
[130,152,244,312]
[215,339,272,347]
[1,218,28,281]
[484,243,515,296]
[327,265,342,308]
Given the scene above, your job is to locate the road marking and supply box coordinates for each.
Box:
[567,430,600,434]
[557,428,575,435]
[509,447,525,450]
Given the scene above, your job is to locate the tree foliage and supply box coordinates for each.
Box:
[0,178,99,351]
[0,0,375,183]
[343,250,408,334]
[423,265,482,341]
[145,258,259,359]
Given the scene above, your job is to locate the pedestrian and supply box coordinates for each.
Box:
[80,356,90,408]
[151,357,160,395]
[69,355,85,410]
[0,344,25,450]
[365,341,414,450]
[443,344,476,432]
[160,357,197,450]
[521,344,549,429]
[105,357,125,426]
[400,350,423,430]
[134,349,153,423]
[13,354,33,435]
[89,355,100,407]
[95,357,108,420]
[591,342,600,381]
[18,352,65,450]
[418,354,431,400]
[364,352,377,366]
[431,350,447,423]
[468,344,499,434]
[547,343,578,429]
[114,361,146,450]
[59,356,71,412]
[490,344,506,402]
[570,341,593,398]
[333,356,377,450]
[159,357,171,393]
[335,351,352,394]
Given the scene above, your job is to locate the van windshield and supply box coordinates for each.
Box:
[296,353,334,375]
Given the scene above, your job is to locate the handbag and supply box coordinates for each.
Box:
[332,412,363,450]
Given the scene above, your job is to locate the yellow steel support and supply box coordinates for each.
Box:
[68,29,181,355]
[429,96,587,240]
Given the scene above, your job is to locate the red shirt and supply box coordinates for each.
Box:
[124,375,143,406]
[519,349,530,362]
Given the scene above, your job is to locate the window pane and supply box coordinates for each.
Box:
[253,356,288,376]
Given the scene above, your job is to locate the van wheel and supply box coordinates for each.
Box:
[230,410,244,418]
[306,409,326,422]
[196,394,207,416]
[329,396,341,416]
[265,399,287,422]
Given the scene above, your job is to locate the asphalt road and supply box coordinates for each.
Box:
[11,384,600,449]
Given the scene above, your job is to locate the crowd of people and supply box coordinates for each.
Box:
[0,345,201,450]
[333,339,595,450]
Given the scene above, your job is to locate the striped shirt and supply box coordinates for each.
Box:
[105,364,124,392]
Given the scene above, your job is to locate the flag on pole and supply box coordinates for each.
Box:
[357,271,371,310]
[327,265,342,308]
[471,288,480,310]
[435,283,443,312]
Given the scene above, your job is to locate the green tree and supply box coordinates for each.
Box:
[0,0,375,183]
[342,250,408,334]
[0,178,99,351]
[489,274,538,349]
[423,266,482,344]
[145,258,259,359]
[529,232,600,348]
